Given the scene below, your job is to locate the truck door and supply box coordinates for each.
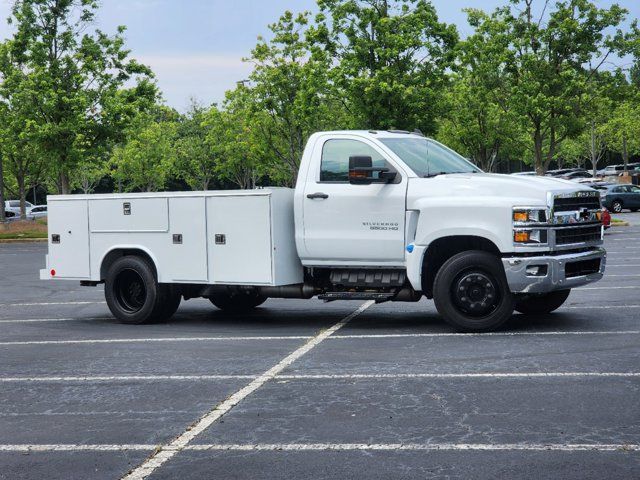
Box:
[302,135,407,265]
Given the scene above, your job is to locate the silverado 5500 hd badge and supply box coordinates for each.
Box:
[363,221,400,231]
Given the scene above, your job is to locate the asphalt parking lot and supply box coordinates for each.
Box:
[1,213,639,479]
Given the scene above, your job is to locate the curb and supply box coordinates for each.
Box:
[0,238,47,244]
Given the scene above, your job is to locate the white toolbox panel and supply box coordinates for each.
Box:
[89,197,168,233]
[207,195,273,284]
[167,197,208,282]
[47,200,90,279]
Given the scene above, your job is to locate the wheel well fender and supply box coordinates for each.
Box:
[99,246,158,281]
[418,236,501,298]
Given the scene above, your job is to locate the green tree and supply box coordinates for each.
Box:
[247,11,342,186]
[110,115,177,192]
[174,102,217,191]
[314,0,458,133]
[464,0,632,174]
[437,73,526,172]
[603,99,640,172]
[1,0,157,194]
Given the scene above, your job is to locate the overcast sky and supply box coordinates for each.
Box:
[0,0,637,111]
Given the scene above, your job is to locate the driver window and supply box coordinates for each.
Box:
[320,139,389,182]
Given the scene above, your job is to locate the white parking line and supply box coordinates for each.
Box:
[1,371,636,384]
[0,301,104,307]
[278,372,640,379]
[0,444,155,452]
[3,329,638,347]
[185,443,640,452]
[602,274,640,277]
[0,335,311,346]
[122,300,374,480]
[331,330,640,339]
[561,305,640,309]
[0,442,636,453]
[575,285,639,290]
[0,375,256,383]
[0,317,111,324]
[606,264,640,267]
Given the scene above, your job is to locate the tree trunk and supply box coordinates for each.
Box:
[591,121,597,177]
[59,171,71,194]
[0,155,5,222]
[622,132,628,173]
[17,175,26,220]
[533,129,544,175]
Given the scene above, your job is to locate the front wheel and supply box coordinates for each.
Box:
[433,251,515,332]
[515,289,571,315]
[209,290,267,312]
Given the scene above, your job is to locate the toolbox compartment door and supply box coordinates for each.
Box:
[47,200,90,279]
[207,195,273,284]
[89,198,168,233]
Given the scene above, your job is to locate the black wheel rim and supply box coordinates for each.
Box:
[114,268,147,313]
[451,270,500,317]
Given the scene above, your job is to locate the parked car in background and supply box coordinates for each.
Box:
[545,168,582,177]
[3,210,17,221]
[26,205,48,220]
[602,208,611,230]
[602,165,626,177]
[4,200,34,216]
[560,170,593,181]
[600,184,640,213]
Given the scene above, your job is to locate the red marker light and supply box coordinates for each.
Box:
[50,269,56,277]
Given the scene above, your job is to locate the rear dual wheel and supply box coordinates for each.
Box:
[105,256,181,324]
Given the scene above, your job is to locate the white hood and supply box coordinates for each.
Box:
[407,173,591,209]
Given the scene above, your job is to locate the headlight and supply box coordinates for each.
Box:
[512,208,547,224]
[513,229,548,244]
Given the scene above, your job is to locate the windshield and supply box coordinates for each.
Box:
[379,137,481,177]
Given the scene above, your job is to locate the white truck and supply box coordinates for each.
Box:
[40,130,606,331]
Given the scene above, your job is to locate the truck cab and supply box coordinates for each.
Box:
[41,130,606,332]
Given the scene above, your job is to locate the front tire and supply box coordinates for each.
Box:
[105,256,164,324]
[515,289,571,315]
[209,290,267,312]
[433,250,515,332]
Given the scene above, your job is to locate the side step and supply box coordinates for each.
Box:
[318,292,396,303]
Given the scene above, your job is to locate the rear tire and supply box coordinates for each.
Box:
[433,250,515,332]
[105,256,166,324]
[209,290,267,312]
[515,289,571,315]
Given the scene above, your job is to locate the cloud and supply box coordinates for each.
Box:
[135,54,254,110]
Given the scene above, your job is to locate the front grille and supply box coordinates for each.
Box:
[555,225,601,245]
[565,258,601,278]
[554,194,600,212]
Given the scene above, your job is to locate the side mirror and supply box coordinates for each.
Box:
[348,156,397,185]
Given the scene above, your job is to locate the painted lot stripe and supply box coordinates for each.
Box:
[0,336,311,346]
[0,317,111,324]
[0,443,636,453]
[0,372,637,383]
[575,285,639,290]
[331,330,640,339]
[0,301,104,307]
[0,375,256,383]
[2,329,639,347]
[278,372,640,379]
[0,444,154,452]
[185,443,640,452]
[122,300,374,480]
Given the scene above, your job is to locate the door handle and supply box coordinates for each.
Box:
[307,192,329,200]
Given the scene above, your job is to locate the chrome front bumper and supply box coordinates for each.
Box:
[502,248,606,294]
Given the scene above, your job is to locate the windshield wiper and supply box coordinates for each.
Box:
[423,171,478,178]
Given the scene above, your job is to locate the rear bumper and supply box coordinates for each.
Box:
[502,247,606,294]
